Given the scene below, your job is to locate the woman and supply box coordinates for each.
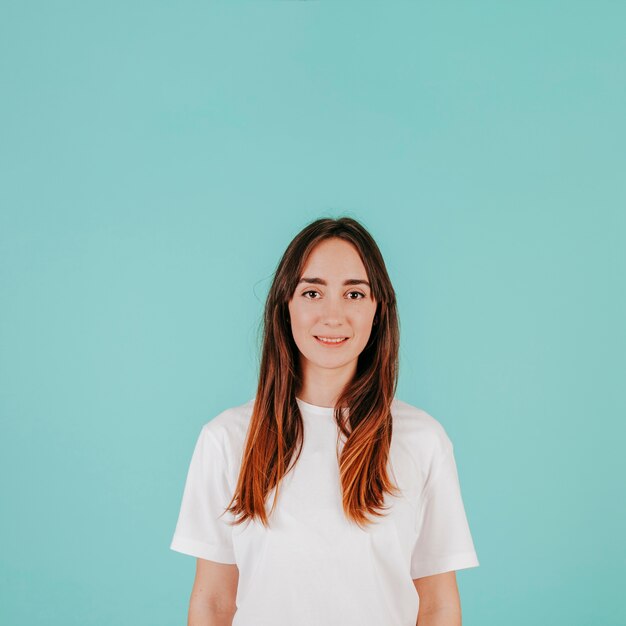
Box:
[170,217,480,626]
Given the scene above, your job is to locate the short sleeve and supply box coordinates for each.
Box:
[170,424,237,564]
[410,443,480,579]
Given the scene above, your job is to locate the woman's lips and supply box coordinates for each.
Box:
[314,336,349,347]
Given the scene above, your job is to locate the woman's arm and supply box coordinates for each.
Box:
[188,558,239,626]
[413,571,462,626]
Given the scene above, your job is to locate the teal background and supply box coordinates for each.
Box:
[1,2,624,625]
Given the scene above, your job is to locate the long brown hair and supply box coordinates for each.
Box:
[224,216,401,529]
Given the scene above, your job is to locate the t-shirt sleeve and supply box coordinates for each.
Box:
[169,424,237,564]
[410,441,480,579]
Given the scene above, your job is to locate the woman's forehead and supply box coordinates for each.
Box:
[301,239,367,274]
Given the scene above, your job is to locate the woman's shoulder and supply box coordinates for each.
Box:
[391,397,454,461]
[200,397,256,452]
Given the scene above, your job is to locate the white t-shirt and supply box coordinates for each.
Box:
[170,396,479,626]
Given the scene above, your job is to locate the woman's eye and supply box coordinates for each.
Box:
[302,290,365,300]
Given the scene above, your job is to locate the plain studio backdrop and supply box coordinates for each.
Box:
[0,2,624,625]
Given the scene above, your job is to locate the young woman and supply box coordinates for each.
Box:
[170,217,480,626]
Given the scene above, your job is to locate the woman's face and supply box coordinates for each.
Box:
[288,237,378,377]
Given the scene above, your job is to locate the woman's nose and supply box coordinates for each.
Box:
[321,298,346,322]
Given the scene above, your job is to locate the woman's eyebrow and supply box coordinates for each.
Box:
[298,277,371,288]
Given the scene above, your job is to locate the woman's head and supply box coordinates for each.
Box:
[266,217,399,402]
[287,237,379,403]
[225,216,402,528]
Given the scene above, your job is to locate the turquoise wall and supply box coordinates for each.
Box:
[1,3,624,625]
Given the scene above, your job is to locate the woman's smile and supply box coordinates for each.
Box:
[314,335,350,346]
